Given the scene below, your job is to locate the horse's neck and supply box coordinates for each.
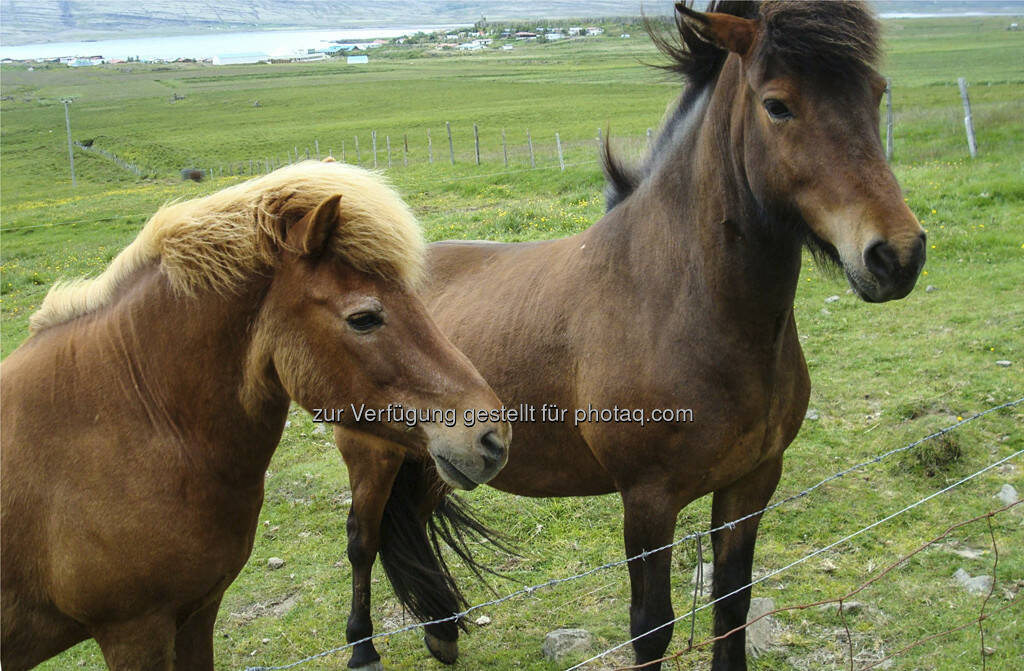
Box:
[93,263,288,477]
[590,80,802,341]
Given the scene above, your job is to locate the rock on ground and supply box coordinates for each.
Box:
[542,628,592,661]
[267,557,285,570]
[953,568,993,596]
[745,597,776,658]
[996,483,1018,505]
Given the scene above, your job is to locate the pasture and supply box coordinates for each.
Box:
[1,15,1022,671]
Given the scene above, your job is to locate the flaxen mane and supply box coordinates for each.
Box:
[30,161,423,334]
[603,0,880,209]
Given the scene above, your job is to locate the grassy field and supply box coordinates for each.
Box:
[2,15,1022,671]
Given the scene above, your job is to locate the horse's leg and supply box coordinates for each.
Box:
[92,613,176,671]
[173,597,222,671]
[709,457,783,671]
[621,487,683,671]
[338,432,405,671]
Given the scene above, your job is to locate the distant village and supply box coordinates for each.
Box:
[1,21,628,67]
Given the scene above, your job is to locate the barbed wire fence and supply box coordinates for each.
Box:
[610,500,1020,671]
[243,396,1023,671]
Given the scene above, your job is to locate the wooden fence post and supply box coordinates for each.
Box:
[372,130,378,169]
[250,159,254,173]
[386,135,392,169]
[885,78,894,161]
[403,134,409,167]
[958,77,978,158]
[646,128,652,145]
[556,132,564,171]
[597,127,602,147]
[315,139,320,160]
[446,121,455,165]
[527,129,535,168]
[502,128,508,167]
[342,140,346,163]
[294,146,298,163]
[474,123,481,165]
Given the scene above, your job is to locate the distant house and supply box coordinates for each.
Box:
[65,55,103,67]
[292,52,326,62]
[515,31,537,40]
[502,45,515,50]
[547,32,565,40]
[620,33,631,39]
[586,27,604,36]
[347,55,369,65]
[213,52,269,65]
[568,27,582,36]
[458,41,485,50]
[328,44,359,52]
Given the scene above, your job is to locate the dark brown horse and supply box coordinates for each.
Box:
[336,2,925,669]
[0,161,511,671]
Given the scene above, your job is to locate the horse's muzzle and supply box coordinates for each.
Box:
[853,233,926,302]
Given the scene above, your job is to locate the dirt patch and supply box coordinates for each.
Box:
[229,591,301,623]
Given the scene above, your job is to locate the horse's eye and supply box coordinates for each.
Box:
[346,311,383,333]
[764,99,794,121]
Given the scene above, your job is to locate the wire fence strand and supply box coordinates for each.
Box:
[611,499,1022,671]
[569,448,1024,670]
[244,396,1023,671]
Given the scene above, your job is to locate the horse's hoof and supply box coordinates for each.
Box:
[424,632,459,665]
[349,661,384,671]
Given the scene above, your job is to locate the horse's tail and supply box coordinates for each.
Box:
[378,457,514,639]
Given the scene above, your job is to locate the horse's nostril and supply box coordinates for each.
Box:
[863,239,900,283]
[479,430,507,463]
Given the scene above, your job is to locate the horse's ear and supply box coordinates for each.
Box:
[293,194,344,258]
[675,3,757,57]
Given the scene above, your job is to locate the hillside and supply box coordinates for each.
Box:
[1,0,676,45]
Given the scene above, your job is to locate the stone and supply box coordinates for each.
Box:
[267,557,285,570]
[805,409,820,421]
[745,597,776,658]
[475,615,492,626]
[542,628,592,661]
[692,562,713,597]
[926,285,937,292]
[825,295,840,303]
[953,568,993,596]
[996,483,1018,506]
[312,423,327,435]
[995,360,1012,367]
[818,600,865,616]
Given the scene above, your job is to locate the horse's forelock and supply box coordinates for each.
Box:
[758,0,880,80]
[29,162,424,335]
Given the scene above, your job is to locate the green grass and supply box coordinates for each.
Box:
[2,15,1022,671]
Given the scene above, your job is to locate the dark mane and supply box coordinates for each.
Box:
[758,0,880,79]
[602,0,880,210]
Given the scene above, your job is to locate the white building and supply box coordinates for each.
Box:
[213,52,269,65]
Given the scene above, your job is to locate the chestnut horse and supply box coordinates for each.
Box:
[336,2,926,669]
[0,161,511,671]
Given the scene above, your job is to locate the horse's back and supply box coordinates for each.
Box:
[422,230,809,498]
